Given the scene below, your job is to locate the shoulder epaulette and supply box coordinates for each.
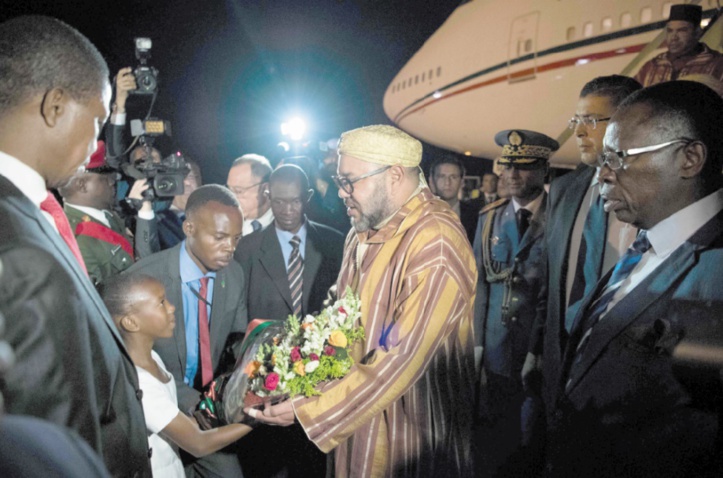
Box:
[479,198,509,215]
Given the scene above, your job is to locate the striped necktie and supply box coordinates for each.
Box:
[573,231,651,354]
[288,235,303,317]
[197,277,213,387]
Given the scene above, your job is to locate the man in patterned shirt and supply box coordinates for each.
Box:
[248,124,477,477]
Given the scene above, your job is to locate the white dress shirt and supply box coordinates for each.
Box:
[0,150,58,233]
[242,206,274,236]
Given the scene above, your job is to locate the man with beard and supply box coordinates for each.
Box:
[247,124,477,478]
[128,184,248,477]
[0,15,151,476]
[472,129,558,476]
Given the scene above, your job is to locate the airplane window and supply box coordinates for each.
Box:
[567,26,576,41]
[662,2,672,18]
[621,12,632,28]
[415,74,419,84]
[429,69,433,80]
[525,39,533,53]
[437,66,442,77]
[601,17,613,32]
[583,21,594,38]
[641,7,652,24]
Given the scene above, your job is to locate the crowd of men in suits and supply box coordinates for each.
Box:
[2,5,723,478]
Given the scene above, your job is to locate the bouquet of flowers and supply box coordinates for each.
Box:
[195,287,364,426]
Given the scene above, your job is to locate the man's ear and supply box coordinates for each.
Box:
[680,141,707,179]
[40,88,68,128]
[388,165,405,185]
[183,219,194,237]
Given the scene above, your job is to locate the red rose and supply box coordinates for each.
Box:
[324,345,336,356]
[264,372,280,391]
[290,346,302,362]
[338,306,347,315]
[310,353,319,361]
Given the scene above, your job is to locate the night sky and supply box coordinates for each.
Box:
[0,0,463,182]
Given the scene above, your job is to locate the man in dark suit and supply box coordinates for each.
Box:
[473,129,558,476]
[236,164,344,320]
[235,164,341,477]
[480,173,499,205]
[547,81,723,477]
[523,76,642,416]
[0,15,151,477]
[128,184,247,477]
[429,155,481,244]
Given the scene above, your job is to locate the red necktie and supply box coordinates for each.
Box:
[198,277,213,387]
[40,191,88,275]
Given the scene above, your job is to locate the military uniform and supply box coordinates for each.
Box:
[64,205,135,286]
[472,129,558,477]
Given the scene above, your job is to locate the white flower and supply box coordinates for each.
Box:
[305,360,320,373]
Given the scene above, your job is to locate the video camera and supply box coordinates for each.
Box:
[130,37,158,95]
[123,119,190,200]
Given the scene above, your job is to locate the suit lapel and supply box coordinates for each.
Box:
[167,245,187,370]
[258,227,294,310]
[303,222,323,312]
[209,268,227,360]
[2,185,132,358]
[518,192,547,253]
[562,212,723,395]
[500,201,520,252]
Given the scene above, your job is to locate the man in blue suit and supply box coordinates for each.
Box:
[547,80,723,477]
[473,129,558,476]
[524,76,642,417]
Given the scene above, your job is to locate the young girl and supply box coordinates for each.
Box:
[101,273,251,477]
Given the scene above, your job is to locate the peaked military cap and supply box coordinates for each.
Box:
[85,140,115,173]
[494,129,559,168]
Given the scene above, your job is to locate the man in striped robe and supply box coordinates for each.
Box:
[249,125,477,477]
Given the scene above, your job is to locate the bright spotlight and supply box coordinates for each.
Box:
[281,117,307,141]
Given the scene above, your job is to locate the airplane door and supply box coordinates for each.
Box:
[507,11,539,83]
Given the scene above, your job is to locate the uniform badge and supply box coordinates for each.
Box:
[508,130,523,146]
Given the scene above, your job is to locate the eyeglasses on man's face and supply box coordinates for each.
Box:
[227,181,263,196]
[598,138,693,171]
[568,116,611,130]
[332,165,391,195]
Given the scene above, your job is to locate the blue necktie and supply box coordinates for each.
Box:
[566,193,607,331]
[251,220,262,232]
[574,231,651,352]
[566,231,651,388]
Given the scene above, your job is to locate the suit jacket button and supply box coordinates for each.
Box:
[136,389,144,401]
[510,316,518,322]
[512,276,522,284]
[148,447,153,458]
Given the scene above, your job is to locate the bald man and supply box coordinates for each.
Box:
[248,125,477,477]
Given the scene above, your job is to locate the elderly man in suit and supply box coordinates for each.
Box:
[0,15,151,477]
[235,164,342,477]
[128,184,248,477]
[547,81,723,477]
[523,76,642,418]
[473,129,558,476]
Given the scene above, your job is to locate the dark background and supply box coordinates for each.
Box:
[1,0,493,184]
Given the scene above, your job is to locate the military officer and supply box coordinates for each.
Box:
[59,141,158,286]
[472,129,558,477]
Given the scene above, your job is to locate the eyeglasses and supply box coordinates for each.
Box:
[332,166,391,194]
[567,116,611,130]
[599,138,692,170]
[227,181,263,196]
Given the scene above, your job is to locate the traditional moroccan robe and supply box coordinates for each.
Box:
[293,188,477,477]
[634,43,723,87]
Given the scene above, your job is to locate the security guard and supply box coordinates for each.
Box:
[472,129,558,476]
[59,141,158,286]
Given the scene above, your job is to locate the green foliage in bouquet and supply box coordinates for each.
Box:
[246,287,365,398]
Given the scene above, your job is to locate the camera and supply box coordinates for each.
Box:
[123,119,189,200]
[130,37,158,95]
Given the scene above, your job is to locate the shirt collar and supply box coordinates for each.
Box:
[275,219,308,245]
[511,190,544,217]
[0,150,48,208]
[65,203,110,227]
[179,240,217,283]
[647,188,723,257]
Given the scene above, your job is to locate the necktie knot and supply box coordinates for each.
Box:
[199,276,210,294]
[40,191,88,274]
[516,208,532,237]
[251,220,262,232]
[631,230,651,254]
[290,235,301,249]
